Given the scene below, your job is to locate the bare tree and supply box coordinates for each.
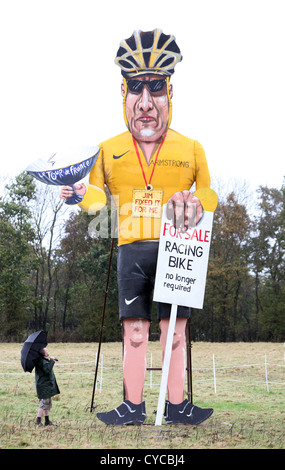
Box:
[29,183,71,329]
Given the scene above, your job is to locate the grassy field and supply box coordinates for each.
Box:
[0,341,284,450]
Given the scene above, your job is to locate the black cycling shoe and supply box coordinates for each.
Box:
[97,400,146,425]
[164,399,213,425]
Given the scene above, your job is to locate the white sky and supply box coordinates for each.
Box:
[0,0,284,194]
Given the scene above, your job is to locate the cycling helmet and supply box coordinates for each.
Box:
[115,29,182,78]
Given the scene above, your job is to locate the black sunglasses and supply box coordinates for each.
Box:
[127,79,166,94]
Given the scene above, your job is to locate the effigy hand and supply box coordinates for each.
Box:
[60,183,87,205]
[166,190,203,231]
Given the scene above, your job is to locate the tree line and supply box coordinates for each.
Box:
[0,173,284,342]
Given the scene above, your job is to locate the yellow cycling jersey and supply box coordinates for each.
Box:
[79,128,210,246]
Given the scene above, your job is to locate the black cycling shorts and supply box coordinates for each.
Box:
[117,241,191,321]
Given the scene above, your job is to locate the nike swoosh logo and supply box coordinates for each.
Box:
[113,150,129,159]
[115,402,138,418]
[125,296,139,305]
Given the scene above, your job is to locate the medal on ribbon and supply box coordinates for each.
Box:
[132,134,166,218]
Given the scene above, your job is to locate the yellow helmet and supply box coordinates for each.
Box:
[115,29,182,78]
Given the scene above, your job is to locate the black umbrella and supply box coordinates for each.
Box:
[21,330,48,373]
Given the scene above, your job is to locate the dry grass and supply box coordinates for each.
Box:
[0,341,284,449]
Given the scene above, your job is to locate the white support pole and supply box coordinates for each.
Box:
[265,353,269,393]
[95,353,98,391]
[100,354,103,393]
[213,353,217,394]
[155,304,178,426]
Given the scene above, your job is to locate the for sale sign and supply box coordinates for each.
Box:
[153,189,218,309]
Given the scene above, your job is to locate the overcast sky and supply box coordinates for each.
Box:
[1,0,284,195]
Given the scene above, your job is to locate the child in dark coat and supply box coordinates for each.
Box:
[34,347,60,426]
